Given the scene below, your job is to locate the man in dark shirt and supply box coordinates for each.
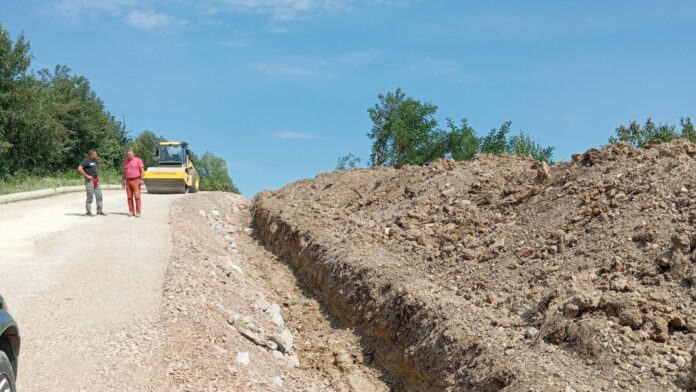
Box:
[77,149,105,216]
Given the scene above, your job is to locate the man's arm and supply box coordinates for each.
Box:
[122,162,126,184]
[139,160,145,181]
[77,165,92,180]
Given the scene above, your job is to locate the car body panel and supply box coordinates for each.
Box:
[0,295,20,376]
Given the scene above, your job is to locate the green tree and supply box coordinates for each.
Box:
[131,130,164,167]
[480,121,512,155]
[442,118,478,161]
[336,153,361,171]
[508,132,554,163]
[609,118,678,147]
[680,117,696,142]
[195,151,239,193]
[37,65,128,169]
[0,24,32,175]
[367,88,439,167]
[366,89,554,168]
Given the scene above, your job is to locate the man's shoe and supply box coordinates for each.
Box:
[86,211,93,217]
[97,211,107,216]
[135,212,141,218]
[128,212,134,217]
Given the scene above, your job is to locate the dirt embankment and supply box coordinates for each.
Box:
[252,141,696,391]
[148,193,388,391]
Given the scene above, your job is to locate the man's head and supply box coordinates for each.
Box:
[88,149,97,159]
[126,149,134,159]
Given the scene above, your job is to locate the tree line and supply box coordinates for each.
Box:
[0,24,238,193]
[337,88,554,170]
[337,88,696,170]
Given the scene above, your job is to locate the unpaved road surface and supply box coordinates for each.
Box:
[0,190,389,391]
[0,190,182,391]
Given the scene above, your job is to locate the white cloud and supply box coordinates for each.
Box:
[252,51,377,79]
[51,0,136,19]
[126,9,177,31]
[49,0,180,32]
[274,132,318,139]
[49,0,395,30]
[203,0,352,20]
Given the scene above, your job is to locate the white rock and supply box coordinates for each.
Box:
[199,210,206,216]
[526,327,540,339]
[271,350,285,360]
[236,351,250,366]
[267,304,285,327]
[272,377,284,389]
[255,296,271,312]
[286,353,300,368]
[211,209,220,216]
[242,316,258,329]
[229,263,243,275]
[270,329,294,354]
[565,387,576,392]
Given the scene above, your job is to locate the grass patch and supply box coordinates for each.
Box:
[0,169,122,195]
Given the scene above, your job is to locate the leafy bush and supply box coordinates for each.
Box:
[193,151,240,193]
[609,117,696,147]
[0,168,121,195]
[336,153,361,171]
[362,88,554,167]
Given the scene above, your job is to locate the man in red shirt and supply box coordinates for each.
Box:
[122,149,145,217]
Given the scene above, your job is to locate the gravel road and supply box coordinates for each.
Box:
[0,190,183,391]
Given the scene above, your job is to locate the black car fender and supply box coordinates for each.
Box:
[0,296,20,376]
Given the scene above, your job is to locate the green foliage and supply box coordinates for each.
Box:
[508,132,555,162]
[194,151,239,193]
[365,88,554,167]
[367,88,439,167]
[336,153,361,171]
[130,130,164,167]
[0,167,121,195]
[0,23,128,176]
[0,24,240,194]
[480,121,512,155]
[442,119,478,161]
[607,118,696,147]
[680,117,696,143]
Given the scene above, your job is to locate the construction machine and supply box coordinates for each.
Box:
[143,141,200,194]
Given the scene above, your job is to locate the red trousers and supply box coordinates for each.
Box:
[126,179,142,214]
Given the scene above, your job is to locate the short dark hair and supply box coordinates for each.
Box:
[88,149,97,155]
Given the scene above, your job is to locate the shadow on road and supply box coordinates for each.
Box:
[64,212,130,217]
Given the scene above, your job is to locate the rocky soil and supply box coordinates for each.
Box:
[253,141,696,391]
[147,193,389,391]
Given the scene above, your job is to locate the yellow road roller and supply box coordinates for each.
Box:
[143,141,200,194]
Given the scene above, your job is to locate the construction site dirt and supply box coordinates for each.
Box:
[252,141,696,391]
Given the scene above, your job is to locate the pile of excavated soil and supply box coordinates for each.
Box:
[253,141,696,391]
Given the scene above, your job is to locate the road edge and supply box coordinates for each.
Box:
[0,184,122,205]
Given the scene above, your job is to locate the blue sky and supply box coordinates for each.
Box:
[3,1,696,195]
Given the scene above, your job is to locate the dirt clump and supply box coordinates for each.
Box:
[253,140,696,391]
